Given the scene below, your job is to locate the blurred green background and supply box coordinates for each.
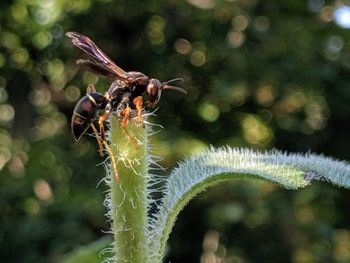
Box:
[1,0,350,262]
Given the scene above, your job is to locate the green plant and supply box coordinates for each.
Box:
[75,116,350,263]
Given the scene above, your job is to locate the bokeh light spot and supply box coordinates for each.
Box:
[0,147,11,171]
[11,47,29,66]
[190,50,206,67]
[334,229,350,262]
[328,35,344,52]
[0,129,12,148]
[24,198,40,215]
[34,179,54,202]
[305,101,328,131]
[319,6,334,22]
[187,0,215,9]
[35,112,67,139]
[174,38,192,55]
[208,203,245,226]
[51,24,64,39]
[35,10,51,25]
[147,16,166,46]
[202,230,219,253]
[148,15,166,31]
[232,14,249,31]
[33,32,53,49]
[0,32,20,50]
[255,84,275,107]
[254,16,270,31]
[29,88,52,107]
[65,85,81,102]
[0,87,8,103]
[11,3,28,21]
[147,30,164,46]
[8,155,25,177]
[274,90,306,115]
[40,151,56,167]
[199,103,220,122]
[48,58,64,79]
[293,249,314,263]
[334,6,350,28]
[324,35,344,61]
[242,115,272,146]
[83,72,99,86]
[174,138,207,156]
[0,104,15,123]
[230,84,249,106]
[227,31,245,48]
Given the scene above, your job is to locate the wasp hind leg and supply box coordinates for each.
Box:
[91,123,119,181]
[91,123,105,157]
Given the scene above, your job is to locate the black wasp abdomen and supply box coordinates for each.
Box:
[71,95,99,141]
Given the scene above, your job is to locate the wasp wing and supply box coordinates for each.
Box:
[66,32,128,82]
[77,59,120,79]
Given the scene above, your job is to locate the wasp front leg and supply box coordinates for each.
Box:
[121,106,139,147]
[121,106,131,128]
[133,96,144,125]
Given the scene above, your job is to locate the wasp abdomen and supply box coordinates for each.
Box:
[71,95,99,141]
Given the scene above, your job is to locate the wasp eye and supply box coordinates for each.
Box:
[146,79,162,107]
[147,85,157,97]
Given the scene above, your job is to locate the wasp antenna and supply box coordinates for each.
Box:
[163,78,184,85]
[161,85,187,94]
[86,84,96,94]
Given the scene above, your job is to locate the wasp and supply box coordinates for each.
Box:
[66,32,186,179]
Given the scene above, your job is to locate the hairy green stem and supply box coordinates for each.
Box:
[107,118,148,262]
[101,119,350,263]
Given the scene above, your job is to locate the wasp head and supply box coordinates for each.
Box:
[146,78,187,108]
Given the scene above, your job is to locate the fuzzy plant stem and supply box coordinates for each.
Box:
[105,118,148,263]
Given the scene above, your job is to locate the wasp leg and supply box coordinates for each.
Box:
[98,110,111,141]
[133,96,144,126]
[121,106,131,128]
[91,123,104,157]
[121,106,139,147]
[91,123,119,181]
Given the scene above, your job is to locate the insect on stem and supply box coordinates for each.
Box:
[67,31,186,183]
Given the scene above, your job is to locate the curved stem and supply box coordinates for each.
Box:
[148,148,350,262]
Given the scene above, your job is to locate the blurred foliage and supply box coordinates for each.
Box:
[63,237,112,263]
[1,0,350,262]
